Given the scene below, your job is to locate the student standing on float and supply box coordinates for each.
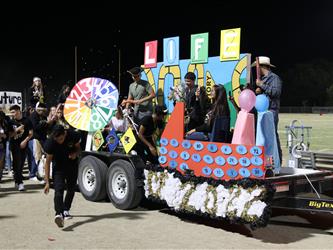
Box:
[253,56,283,164]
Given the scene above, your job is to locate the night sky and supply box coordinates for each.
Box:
[0,1,332,105]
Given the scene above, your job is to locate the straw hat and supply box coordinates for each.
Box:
[251,56,275,67]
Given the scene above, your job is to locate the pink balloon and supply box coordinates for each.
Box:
[238,89,256,112]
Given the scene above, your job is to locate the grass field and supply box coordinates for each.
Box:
[278,113,333,163]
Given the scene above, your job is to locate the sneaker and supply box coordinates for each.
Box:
[54,214,64,228]
[63,210,73,220]
[29,176,39,182]
[39,180,45,185]
[18,183,25,191]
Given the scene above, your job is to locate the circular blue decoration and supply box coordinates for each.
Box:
[159,146,168,155]
[239,157,251,167]
[213,168,224,178]
[160,138,168,146]
[180,162,189,171]
[207,144,218,153]
[221,145,232,155]
[252,168,264,177]
[202,166,212,176]
[255,94,269,112]
[182,140,191,149]
[227,156,238,166]
[168,150,178,159]
[180,151,190,160]
[169,160,178,169]
[250,146,262,156]
[170,139,179,147]
[191,154,201,162]
[158,156,167,164]
[203,155,214,164]
[193,141,204,151]
[239,168,251,178]
[236,145,247,155]
[215,156,226,166]
[227,168,238,178]
[251,156,263,166]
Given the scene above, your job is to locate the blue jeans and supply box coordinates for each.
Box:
[27,140,38,178]
[5,141,12,171]
[270,109,282,164]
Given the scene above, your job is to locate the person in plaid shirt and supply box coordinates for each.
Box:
[253,56,283,165]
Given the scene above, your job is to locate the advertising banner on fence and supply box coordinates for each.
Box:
[0,91,22,114]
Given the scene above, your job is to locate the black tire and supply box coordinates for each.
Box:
[78,155,108,201]
[106,159,143,210]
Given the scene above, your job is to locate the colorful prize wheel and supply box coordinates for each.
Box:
[64,77,119,132]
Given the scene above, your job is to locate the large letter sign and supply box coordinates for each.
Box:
[144,40,158,68]
[190,33,209,64]
[163,37,179,66]
[220,28,241,61]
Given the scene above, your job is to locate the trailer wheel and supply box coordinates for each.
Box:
[78,156,108,201]
[106,159,143,210]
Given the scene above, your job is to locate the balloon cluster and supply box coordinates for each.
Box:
[238,89,269,113]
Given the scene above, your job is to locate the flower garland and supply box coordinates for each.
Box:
[143,165,275,229]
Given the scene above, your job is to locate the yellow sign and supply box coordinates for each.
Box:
[220,28,241,61]
[205,71,215,99]
[309,201,333,209]
[93,130,104,151]
[120,128,137,154]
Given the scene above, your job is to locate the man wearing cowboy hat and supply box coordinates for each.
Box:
[253,56,283,165]
[121,66,156,122]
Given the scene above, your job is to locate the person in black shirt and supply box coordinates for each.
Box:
[9,105,33,191]
[57,85,71,104]
[30,102,53,145]
[135,105,167,164]
[186,85,230,142]
[184,72,208,131]
[0,110,11,181]
[29,102,55,180]
[43,125,81,228]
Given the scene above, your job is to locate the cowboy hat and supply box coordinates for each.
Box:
[251,56,275,67]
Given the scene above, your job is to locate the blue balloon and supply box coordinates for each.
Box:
[255,94,269,112]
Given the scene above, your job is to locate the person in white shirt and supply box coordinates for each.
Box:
[105,106,126,133]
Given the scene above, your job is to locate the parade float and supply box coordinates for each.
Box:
[63,29,333,229]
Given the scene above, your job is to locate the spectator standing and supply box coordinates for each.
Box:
[57,85,71,104]
[30,77,45,107]
[8,105,33,191]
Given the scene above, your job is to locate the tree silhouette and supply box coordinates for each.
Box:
[281,59,333,106]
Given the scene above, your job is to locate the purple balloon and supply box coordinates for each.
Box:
[238,89,256,112]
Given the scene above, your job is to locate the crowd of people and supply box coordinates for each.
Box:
[0,76,77,227]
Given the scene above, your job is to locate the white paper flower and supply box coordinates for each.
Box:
[247,200,267,217]
[143,169,269,224]
[188,183,208,213]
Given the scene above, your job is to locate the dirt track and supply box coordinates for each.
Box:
[1,170,333,249]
